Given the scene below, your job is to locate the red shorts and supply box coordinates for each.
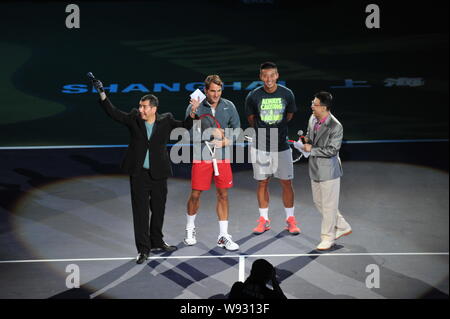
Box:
[191,160,233,191]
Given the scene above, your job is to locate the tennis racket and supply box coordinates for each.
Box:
[244,130,306,163]
[198,114,222,176]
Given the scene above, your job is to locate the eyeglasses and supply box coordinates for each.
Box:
[139,104,156,108]
[311,100,323,107]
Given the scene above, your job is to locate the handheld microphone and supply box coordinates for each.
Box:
[297,130,306,144]
[87,72,104,93]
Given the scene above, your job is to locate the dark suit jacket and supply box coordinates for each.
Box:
[99,97,195,179]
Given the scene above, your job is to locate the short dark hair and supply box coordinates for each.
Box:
[260,61,277,71]
[140,94,159,107]
[314,91,333,111]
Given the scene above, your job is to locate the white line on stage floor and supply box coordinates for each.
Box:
[0,252,448,264]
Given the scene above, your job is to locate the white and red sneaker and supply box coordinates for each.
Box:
[217,234,239,251]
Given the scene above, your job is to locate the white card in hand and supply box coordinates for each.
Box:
[293,141,310,158]
[190,89,206,104]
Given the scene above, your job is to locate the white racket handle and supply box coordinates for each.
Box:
[212,158,219,176]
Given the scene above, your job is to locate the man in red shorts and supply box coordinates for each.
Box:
[184,75,241,251]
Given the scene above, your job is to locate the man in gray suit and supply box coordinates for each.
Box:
[301,92,352,250]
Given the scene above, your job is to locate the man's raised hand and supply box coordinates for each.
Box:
[92,79,104,93]
[87,72,106,100]
[189,97,200,118]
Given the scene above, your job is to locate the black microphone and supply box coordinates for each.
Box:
[87,72,104,93]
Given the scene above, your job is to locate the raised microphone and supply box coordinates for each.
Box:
[87,72,104,93]
[87,72,95,80]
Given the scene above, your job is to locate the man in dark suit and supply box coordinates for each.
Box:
[92,77,198,264]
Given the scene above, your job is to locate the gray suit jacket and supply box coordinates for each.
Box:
[305,113,343,182]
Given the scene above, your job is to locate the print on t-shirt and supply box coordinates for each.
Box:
[260,97,285,125]
[245,85,298,152]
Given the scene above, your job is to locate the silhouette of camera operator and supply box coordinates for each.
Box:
[228,259,287,299]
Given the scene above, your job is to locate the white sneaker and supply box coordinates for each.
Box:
[184,228,197,245]
[316,240,335,251]
[336,227,352,240]
[217,234,239,251]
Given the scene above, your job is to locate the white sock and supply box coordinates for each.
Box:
[259,207,269,220]
[219,220,228,237]
[186,213,196,230]
[285,207,295,219]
